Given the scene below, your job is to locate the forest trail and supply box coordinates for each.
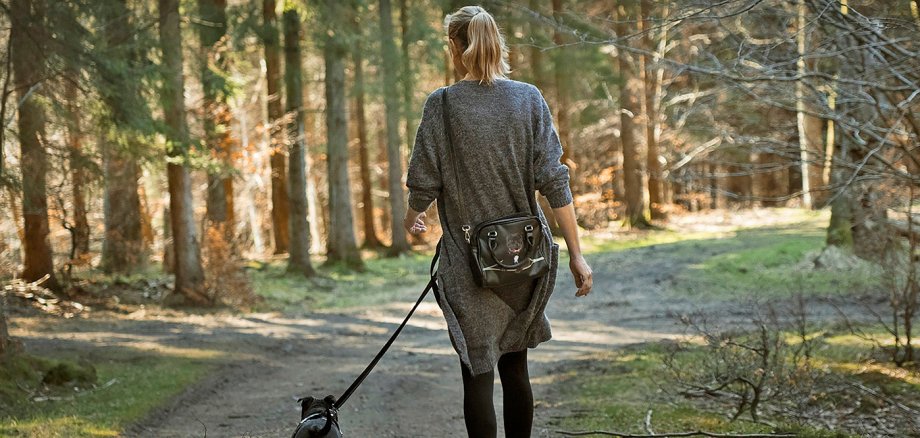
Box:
[17,212,877,438]
[126,242,711,438]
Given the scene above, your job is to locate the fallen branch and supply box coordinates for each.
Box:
[643,409,655,435]
[849,381,920,419]
[555,430,796,437]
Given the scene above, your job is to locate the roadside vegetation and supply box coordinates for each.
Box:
[2,209,912,436]
[554,325,919,438]
[0,349,216,436]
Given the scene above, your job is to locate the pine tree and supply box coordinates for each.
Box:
[159,0,208,304]
[283,3,316,276]
[323,0,363,268]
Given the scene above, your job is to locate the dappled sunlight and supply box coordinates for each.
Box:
[0,416,119,438]
[13,327,226,360]
[666,208,828,234]
[401,346,457,357]
[824,333,895,347]
[550,320,682,347]
[846,363,920,386]
[354,302,447,332]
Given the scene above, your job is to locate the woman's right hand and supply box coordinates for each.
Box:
[570,254,593,297]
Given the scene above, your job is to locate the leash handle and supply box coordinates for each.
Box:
[334,241,442,409]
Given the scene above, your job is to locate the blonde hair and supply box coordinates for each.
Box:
[444,5,510,85]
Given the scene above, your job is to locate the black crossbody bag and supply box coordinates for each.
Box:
[440,87,550,288]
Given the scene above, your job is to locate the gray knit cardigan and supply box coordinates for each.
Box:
[406,78,573,376]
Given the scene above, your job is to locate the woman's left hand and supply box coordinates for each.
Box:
[404,209,428,235]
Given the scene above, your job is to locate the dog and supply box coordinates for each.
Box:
[291,395,343,438]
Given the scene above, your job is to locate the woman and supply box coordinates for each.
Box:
[403,5,593,438]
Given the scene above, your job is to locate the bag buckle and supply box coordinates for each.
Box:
[524,224,535,246]
[462,225,472,243]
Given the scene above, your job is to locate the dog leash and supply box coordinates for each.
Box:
[333,240,443,409]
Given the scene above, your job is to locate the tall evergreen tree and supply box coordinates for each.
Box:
[323,0,363,268]
[64,71,90,259]
[399,0,414,155]
[641,0,667,219]
[614,1,651,228]
[379,0,410,254]
[552,0,574,174]
[11,0,59,291]
[198,0,235,232]
[352,4,383,249]
[283,3,316,276]
[159,0,207,304]
[98,0,146,274]
[264,0,290,254]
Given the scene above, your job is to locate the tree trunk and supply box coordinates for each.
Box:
[98,0,146,275]
[642,0,667,220]
[0,291,8,358]
[159,0,208,305]
[11,0,59,291]
[726,152,753,207]
[198,0,234,233]
[380,0,410,254]
[552,0,574,176]
[399,0,414,155]
[377,119,392,239]
[352,24,383,249]
[264,0,289,254]
[794,0,813,209]
[614,2,650,228]
[324,0,363,268]
[283,7,316,277]
[102,142,144,273]
[65,76,89,259]
[756,150,785,207]
[529,0,562,235]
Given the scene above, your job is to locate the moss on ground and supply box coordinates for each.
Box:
[0,350,215,437]
[250,251,434,311]
[672,226,882,299]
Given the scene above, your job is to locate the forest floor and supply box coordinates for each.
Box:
[5,208,910,437]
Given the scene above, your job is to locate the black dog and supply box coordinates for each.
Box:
[291,395,342,438]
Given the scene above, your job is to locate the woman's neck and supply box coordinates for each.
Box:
[461,73,479,82]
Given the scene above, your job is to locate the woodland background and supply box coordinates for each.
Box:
[0,0,917,301]
[0,0,918,436]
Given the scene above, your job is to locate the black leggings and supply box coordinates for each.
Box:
[461,349,533,438]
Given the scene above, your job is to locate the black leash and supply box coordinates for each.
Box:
[333,240,442,410]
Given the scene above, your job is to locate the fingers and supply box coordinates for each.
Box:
[575,265,593,297]
[576,272,593,297]
[404,211,428,234]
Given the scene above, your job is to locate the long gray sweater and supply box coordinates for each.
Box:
[406,78,573,376]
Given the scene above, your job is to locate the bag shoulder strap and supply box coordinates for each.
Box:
[440,87,471,232]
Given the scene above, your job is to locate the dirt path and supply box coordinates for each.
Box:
[14,211,881,437]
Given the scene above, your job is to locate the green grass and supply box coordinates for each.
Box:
[250,251,436,311]
[0,349,217,437]
[555,325,917,438]
[247,210,885,310]
[672,225,883,299]
[574,210,882,299]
